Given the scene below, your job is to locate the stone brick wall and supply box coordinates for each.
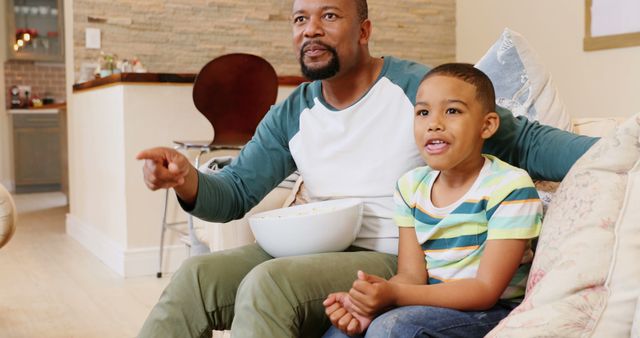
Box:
[4,61,66,108]
[73,0,455,81]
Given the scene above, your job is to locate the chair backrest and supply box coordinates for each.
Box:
[192,53,278,146]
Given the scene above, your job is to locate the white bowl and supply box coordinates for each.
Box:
[249,198,364,257]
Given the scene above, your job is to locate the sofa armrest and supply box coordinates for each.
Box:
[572,117,626,137]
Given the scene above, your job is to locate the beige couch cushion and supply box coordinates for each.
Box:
[488,113,640,337]
[572,117,628,137]
[0,184,17,249]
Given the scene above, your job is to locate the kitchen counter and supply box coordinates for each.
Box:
[67,72,302,277]
[72,72,306,92]
[9,103,66,114]
[9,109,60,114]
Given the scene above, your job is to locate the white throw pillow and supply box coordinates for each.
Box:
[487,113,640,337]
[475,28,572,131]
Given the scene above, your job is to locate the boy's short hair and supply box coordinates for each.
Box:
[421,63,496,113]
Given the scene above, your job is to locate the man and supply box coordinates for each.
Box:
[137,0,596,337]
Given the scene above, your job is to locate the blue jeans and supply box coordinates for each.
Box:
[322,300,519,338]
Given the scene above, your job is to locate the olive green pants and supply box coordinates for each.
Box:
[138,244,397,338]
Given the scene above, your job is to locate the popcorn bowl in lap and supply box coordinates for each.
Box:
[248,198,364,257]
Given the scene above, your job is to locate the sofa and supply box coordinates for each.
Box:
[195,27,640,336]
[484,115,640,337]
[197,115,639,337]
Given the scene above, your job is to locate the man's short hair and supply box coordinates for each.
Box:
[421,63,496,113]
[355,0,368,22]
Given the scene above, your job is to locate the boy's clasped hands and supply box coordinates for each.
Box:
[323,270,395,335]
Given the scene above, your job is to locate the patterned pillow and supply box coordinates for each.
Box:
[533,180,559,215]
[488,113,640,337]
[475,28,572,131]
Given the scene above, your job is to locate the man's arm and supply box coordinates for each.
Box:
[138,101,298,223]
[180,106,297,223]
[485,107,598,181]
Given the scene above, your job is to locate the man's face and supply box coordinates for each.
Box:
[291,0,365,80]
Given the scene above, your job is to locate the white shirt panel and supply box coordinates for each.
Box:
[289,77,425,253]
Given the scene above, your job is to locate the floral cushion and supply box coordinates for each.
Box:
[488,113,640,337]
[475,28,572,131]
[593,134,640,336]
[533,118,621,213]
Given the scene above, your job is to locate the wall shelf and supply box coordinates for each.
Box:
[6,0,64,62]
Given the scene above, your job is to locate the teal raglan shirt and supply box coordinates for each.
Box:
[183,56,597,225]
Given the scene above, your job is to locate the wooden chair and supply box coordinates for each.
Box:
[158,53,278,277]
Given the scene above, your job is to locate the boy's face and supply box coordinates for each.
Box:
[414,75,498,171]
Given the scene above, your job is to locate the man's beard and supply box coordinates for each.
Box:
[299,42,340,80]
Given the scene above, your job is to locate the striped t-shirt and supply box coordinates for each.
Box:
[394,155,542,300]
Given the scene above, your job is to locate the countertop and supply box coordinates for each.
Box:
[8,103,66,114]
[72,72,307,92]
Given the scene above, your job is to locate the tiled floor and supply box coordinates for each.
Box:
[0,192,170,338]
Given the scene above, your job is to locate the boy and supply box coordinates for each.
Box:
[323,63,543,337]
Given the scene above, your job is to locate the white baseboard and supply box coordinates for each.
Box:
[1,180,15,193]
[65,213,125,274]
[124,245,189,278]
[65,213,190,277]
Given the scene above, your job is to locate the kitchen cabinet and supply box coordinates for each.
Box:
[5,0,64,62]
[11,111,64,193]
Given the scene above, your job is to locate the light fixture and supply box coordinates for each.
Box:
[14,1,36,52]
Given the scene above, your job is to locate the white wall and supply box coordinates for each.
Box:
[457,0,640,119]
[67,84,214,276]
[64,0,73,110]
[0,5,14,191]
[61,0,304,276]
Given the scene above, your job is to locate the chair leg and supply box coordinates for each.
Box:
[157,188,170,278]
[187,214,209,255]
[187,149,211,256]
